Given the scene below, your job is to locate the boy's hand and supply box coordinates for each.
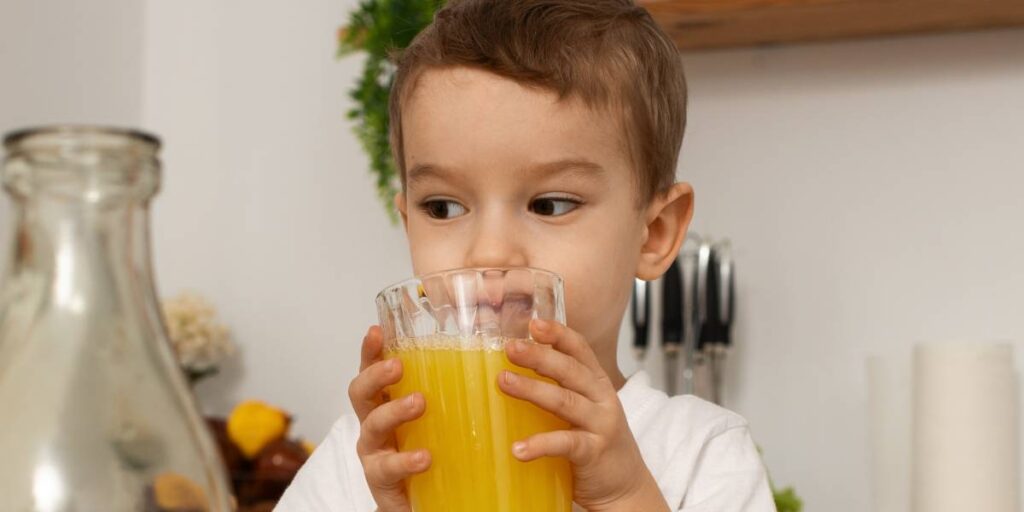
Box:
[498,319,671,512]
[348,326,430,512]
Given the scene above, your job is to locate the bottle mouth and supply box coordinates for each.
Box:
[2,125,162,202]
[3,125,160,152]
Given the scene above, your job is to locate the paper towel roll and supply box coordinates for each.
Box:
[912,342,1020,512]
[867,354,912,512]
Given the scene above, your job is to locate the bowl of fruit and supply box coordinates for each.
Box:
[206,400,315,511]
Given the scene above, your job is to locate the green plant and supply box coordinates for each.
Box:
[773,485,804,512]
[338,0,446,221]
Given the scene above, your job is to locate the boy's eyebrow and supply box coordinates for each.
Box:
[407,158,606,185]
[407,163,450,185]
[528,159,606,178]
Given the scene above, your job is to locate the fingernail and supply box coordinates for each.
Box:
[510,340,527,353]
[413,450,427,464]
[404,394,418,409]
[512,441,527,458]
[503,370,518,385]
[386,359,397,372]
[533,319,551,332]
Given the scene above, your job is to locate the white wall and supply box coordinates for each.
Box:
[4,1,1024,510]
[0,0,143,130]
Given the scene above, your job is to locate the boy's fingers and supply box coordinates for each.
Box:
[511,430,594,466]
[367,449,432,486]
[357,393,425,454]
[348,358,403,421]
[530,320,604,376]
[498,370,596,428]
[368,491,411,512]
[504,340,602,401]
[360,326,385,371]
[364,450,430,512]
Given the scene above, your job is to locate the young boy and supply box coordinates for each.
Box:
[280,0,774,510]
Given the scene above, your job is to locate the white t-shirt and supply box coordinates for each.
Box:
[277,371,776,511]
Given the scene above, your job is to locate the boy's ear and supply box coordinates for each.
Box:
[636,182,694,281]
[394,191,410,232]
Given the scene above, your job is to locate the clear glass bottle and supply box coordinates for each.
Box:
[0,126,232,511]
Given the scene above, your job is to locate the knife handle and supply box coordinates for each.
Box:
[631,278,650,358]
[715,241,734,348]
[698,243,720,351]
[661,258,684,348]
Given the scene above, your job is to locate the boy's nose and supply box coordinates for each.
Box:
[464,222,529,269]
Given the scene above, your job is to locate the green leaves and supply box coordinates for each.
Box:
[338,0,446,222]
[774,486,804,512]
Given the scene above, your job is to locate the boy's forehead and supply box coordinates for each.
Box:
[402,67,632,176]
[406,67,573,126]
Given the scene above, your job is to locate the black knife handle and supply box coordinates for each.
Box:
[632,278,650,354]
[661,258,684,346]
[698,247,722,350]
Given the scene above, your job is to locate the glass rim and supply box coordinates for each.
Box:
[376,267,563,302]
[3,125,161,150]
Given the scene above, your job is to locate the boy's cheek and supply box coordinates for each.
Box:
[563,275,629,339]
[409,252,463,277]
[559,237,639,345]
[406,229,465,275]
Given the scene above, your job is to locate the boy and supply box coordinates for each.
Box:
[280,0,775,510]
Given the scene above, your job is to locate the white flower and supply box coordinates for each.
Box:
[161,292,235,373]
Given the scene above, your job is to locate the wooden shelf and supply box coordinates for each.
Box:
[638,0,1024,50]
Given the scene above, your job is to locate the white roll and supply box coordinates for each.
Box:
[867,354,912,512]
[911,342,1020,512]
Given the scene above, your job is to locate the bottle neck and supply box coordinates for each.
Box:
[6,195,157,316]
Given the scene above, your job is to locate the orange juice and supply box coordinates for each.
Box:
[386,336,573,512]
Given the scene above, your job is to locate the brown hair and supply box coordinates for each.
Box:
[389,0,686,203]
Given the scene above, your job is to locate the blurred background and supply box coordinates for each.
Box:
[1,0,1023,510]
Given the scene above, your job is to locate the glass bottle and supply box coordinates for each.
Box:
[0,126,232,511]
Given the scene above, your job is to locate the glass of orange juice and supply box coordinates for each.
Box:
[376,267,573,512]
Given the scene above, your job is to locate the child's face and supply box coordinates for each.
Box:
[397,67,689,369]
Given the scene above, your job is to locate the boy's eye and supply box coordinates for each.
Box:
[421,199,468,220]
[529,197,582,217]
